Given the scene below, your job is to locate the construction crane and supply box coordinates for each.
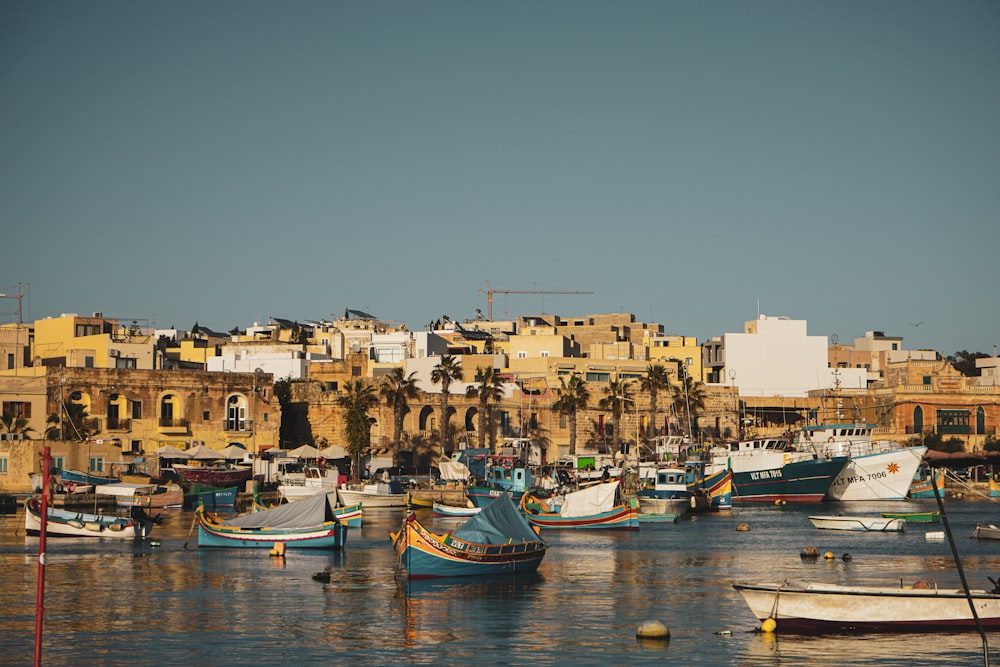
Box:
[478,282,593,320]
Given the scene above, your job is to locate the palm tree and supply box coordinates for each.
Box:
[430,354,464,454]
[44,402,94,441]
[552,374,590,456]
[465,366,505,448]
[598,378,635,457]
[639,364,671,440]
[672,374,707,441]
[380,367,421,461]
[337,380,379,481]
[0,411,34,438]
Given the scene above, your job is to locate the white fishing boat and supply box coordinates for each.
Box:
[278,466,342,502]
[808,515,905,532]
[733,580,1000,633]
[796,423,926,501]
[337,480,408,508]
[24,498,153,539]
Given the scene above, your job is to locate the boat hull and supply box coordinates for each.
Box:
[524,503,640,530]
[808,515,906,532]
[24,499,147,539]
[734,581,1000,633]
[337,488,407,508]
[432,502,481,517]
[732,457,847,503]
[173,465,253,488]
[195,510,346,549]
[824,446,927,501]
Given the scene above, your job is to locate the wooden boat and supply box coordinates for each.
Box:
[637,512,680,523]
[184,485,239,510]
[909,467,945,499]
[796,423,927,501]
[24,498,152,539]
[466,454,533,508]
[733,580,1000,633]
[196,491,347,549]
[990,478,1000,498]
[684,460,733,510]
[637,466,692,516]
[521,481,640,530]
[880,511,940,523]
[337,481,408,508]
[59,468,116,486]
[432,501,481,517]
[172,463,253,488]
[391,493,546,578]
[808,515,905,532]
[253,498,363,528]
[972,524,1000,540]
[95,482,183,508]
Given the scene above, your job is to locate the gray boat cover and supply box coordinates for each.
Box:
[222,491,337,530]
[452,493,541,545]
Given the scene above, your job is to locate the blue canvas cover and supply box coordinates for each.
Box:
[452,493,540,544]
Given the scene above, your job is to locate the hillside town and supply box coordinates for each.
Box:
[1,307,998,494]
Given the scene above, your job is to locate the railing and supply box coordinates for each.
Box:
[106,418,131,432]
[159,417,189,428]
[223,420,254,433]
[82,417,101,434]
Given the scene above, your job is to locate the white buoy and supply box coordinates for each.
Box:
[636,619,670,640]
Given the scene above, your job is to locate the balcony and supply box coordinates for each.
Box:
[223,419,254,434]
[106,418,132,432]
[158,417,190,435]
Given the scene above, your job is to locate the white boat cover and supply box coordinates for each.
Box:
[557,482,620,517]
[222,491,338,530]
[452,493,540,545]
[438,459,470,481]
[95,482,157,497]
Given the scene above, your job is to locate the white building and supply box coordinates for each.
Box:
[715,315,866,397]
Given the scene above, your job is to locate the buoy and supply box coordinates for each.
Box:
[270,542,286,558]
[774,499,786,506]
[150,540,161,548]
[761,618,777,633]
[800,546,819,559]
[823,551,835,560]
[312,568,332,583]
[842,553,852,562]
[636,619,670,640]
[736,523,750,532]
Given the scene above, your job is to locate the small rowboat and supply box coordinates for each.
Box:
[808,515,905,532]
[973,524,1000,540]
[432,502,481,517]
[880,511,940,523]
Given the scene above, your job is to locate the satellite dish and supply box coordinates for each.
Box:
[350,342,361,353]
[831,333,839,344]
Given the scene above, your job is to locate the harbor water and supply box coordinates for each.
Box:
[4,498,1000,666]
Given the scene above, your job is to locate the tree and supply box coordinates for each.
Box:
[430,354,464,454]
[44,402,95,441]
[552,374,590,456]
[598,378,634,456]
[465,366,505,449]
[380,367,421,460]
[947,350,989,377]
[639,364,672,440]
[337,380,379,481]
[0,411,33,438]
[671,374,707,440]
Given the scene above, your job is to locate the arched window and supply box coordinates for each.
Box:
[226,395,248,431]
[913,405,923,434]
[977,406,986,436]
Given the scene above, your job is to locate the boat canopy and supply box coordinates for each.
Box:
[452,493,539,545]
[557,481,619,518]
[222,491,338,530]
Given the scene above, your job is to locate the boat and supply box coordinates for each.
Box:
[637,512,680,523]
[278,466,343,502]
[521,481,640,530]
[683,459,733,510]
[880,511,940,523]
[990,478,1000,498]
[808,515,906,532]
[253,497,363,528]
[973,524,1000,540]
[59,468,116,486]
[390,492,546,578]
[95,482,183,508]
[466,454,534,508]
[172,463,253,489]
[24,498,153,538]
[709,435,848,503]
[732,580,1000,633]
[337,480,408,508]
[432,501,481,517]
[637,466,693,516]
[195,491,347,549]
[795,423,927,501]
[910,466,945,499]
[183,485,239,510]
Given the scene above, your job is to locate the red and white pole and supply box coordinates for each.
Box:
[34,446,50,667]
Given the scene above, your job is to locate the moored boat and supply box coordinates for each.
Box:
[466,454,534,508]
[684,459,733,510]
[973,524,1000,540]
[637,466,693,516]
[184,485,239,510]
[24,498,152,539]
[808,515,906,532]
[909,466,945,499]
[432,501,481,517]
[880,511,940,523]
[521,481,639,530]
[337,480,408,508]
[391,493,546,578]
[278,466,343,502]
[196,491,347,549]
[733,580,1000,633]
[172,463,253,488]
[95,482,183,508]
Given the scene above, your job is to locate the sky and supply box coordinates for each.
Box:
[2,1,998,356]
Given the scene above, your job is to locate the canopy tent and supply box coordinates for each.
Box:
[288,444,322,459]
[319,445,349,459]
[155,445,192,459]
[187,444,225,460]
[219,444,248,460]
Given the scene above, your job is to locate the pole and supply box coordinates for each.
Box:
[34,446,51,667]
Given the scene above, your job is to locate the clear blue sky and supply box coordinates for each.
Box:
[2,1,998,355]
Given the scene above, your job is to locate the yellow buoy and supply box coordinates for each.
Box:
[636,619,670,639]
[270,542,286,557]
[761,618,777,633]
[736,523,751,531]
[823,551,835,560]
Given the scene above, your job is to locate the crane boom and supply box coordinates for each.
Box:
[477,283,593,320]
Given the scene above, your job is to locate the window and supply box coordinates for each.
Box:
[352,366,362,377]
[52,456,64,471]
[540,351,549,357]
[6,353,12,369]
[130,440,142,453]
[89,456,105,473]
[203,411,210,421]
[586,372,610,382]
[2,401,31,418]
[263,413,268,422]
[131,401,142,420]
[84,356,94,368]
[937,409,970,434]
[115,357,137,369]
[0,456,7,474]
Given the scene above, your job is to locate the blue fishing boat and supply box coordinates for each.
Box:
[184,485,239,510]
[60,468,116,486]
[684,460,733,510]
[709,436,847,502]
[466,454,534,508]
[391,493,546,579]
[637,466,693,516]
[195,491,347,549]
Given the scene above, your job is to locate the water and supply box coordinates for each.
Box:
[4,499,1000,666]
